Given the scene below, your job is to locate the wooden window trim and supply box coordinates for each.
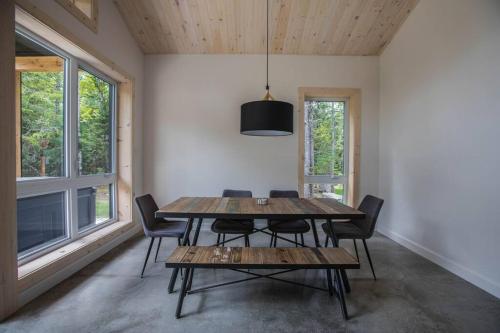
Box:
[298,87,361,207]
[17,221,136,292]
[11,2,138,293]
[55,0,98,33]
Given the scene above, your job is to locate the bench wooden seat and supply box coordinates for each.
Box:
[166,246,358,319]
[166,246,359,269]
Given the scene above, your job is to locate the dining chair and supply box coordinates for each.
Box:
[211,189,253,247]
[268,190,310,247]
[135,194,190,278]
[322,195,384,280]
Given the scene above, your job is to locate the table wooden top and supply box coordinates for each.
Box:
[156,197,365,220]
[165,246,360,269]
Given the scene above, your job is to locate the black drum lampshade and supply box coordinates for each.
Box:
[240,100,293,136]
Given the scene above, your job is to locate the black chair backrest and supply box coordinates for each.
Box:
[352,195,384,238]
[135,194,160,235]
[269,190,299,198]
[222,189,252,198]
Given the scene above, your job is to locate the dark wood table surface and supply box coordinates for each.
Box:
[156,196,365,220]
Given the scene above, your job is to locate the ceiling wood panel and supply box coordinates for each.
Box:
[114,0,419,55]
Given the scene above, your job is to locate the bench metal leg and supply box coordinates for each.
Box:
[175,268,191,318]
[334,268,349,320]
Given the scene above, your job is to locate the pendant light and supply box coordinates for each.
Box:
[240,0,293,136]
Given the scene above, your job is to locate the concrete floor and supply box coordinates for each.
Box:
[2,228,500,333]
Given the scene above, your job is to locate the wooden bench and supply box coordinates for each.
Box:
[165,246,359,319]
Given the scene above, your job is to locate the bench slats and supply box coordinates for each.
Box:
[165,246,359,269]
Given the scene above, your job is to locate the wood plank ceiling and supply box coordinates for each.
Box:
[114,0,419,55]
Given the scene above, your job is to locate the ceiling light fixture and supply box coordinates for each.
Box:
[240,0,293,136]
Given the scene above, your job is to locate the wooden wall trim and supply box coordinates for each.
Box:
[18,221,138,292]
[55,0,98,33]
[0,0,18,321]
[297,87,361,207]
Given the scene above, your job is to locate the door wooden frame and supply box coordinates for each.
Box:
[298,87,361,207]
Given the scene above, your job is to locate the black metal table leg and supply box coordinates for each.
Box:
[334,268,349,319]
[325,219,351,293]
[310,219,320,247]
[326,269,334,296]
[186,218,203,291]
[175,267,191,318]
[168,218,193,294]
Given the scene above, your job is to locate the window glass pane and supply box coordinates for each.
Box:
[16,33,65,179]
[17,192,67,256]
[304,183,344,202]
[78,184,113,231]
[78,69,113,175]
[304,101,345,177]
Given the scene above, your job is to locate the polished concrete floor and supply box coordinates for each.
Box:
[2,227,500,333]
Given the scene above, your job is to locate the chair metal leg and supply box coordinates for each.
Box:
[177,237,181,246]
[300,233,305,246]
[362,239,376,280]
[269,233,274,247]
[325,236,329,247]
[140,237,155,278]
[273,233,277,247]
[217,233,221,246]
[175,268,191,318]
[222,234,226,246]
[353,239,359,261]
[154,238,162,263]
[244,235,250,247]
[294,234,298,247]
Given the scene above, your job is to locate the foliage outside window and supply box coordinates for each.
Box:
[304,100,348,202]
[15,28,116,261]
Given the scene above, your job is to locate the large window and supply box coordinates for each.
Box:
[303,99,349,202]
[15,28,117,260]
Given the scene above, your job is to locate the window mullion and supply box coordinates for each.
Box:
[69,58,79,240]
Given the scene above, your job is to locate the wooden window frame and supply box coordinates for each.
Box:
[8,2,138,296]
[298,87,361,207]
[55,0,98,33]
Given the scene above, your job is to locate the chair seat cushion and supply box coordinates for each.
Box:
[321,221,365,239]
[147,220,188,238]
[211,219,254,234]
[268,219,310,234]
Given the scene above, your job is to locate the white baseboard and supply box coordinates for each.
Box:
[18,225,142,307]
[377,227,500,299]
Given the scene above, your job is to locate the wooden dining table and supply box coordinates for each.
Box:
[156,196,365,318]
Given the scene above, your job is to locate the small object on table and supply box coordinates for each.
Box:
[256,198,268,205]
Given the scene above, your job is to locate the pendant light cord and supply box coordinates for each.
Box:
[266,0,269,92]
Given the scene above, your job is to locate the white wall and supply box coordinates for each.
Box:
[379,0,500,297]
[20,0,144,200]
[143,55,379,205]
